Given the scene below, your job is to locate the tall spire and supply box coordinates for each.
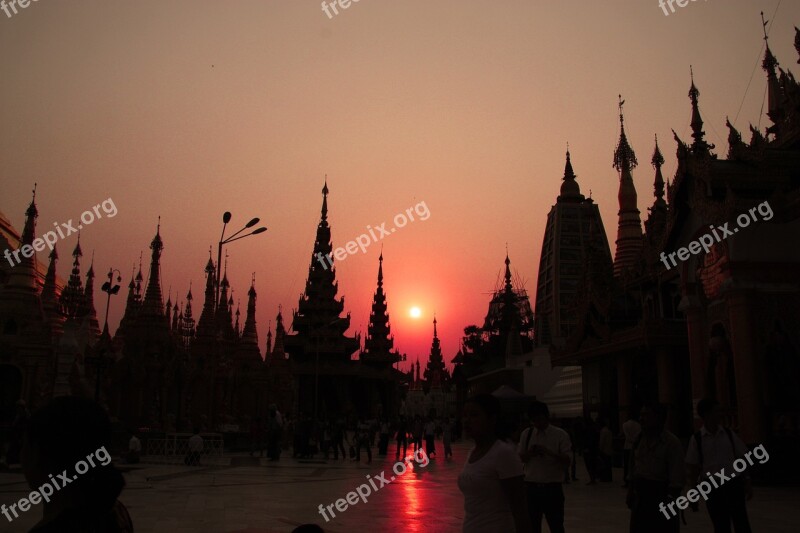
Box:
[613,96,638,173]
[645,135,669,247]
[41,245,59,304]
[651,134,665,202]
[7,184,40,290]
[504,251,513,293]
[612,96,643,277]
[196,249,217,338]
[321,176,329,222]
[688,67,714,154]
[265,320,273,359]
[140,219,165,317]
[362,252,400,366]
[79,252,101,339]
[559,144,584,202]
[423,315,448,390]
[59,235,85,319]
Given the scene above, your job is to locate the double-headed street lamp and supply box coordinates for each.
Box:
[215,211,267,312]
[86,268,122,402]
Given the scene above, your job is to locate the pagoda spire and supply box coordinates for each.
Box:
[41,245,59,304]
[241,273,259,345]
[181,283,195,342]
[271,306,287,359]
[7,184,39,290]
[558,145,584,202]
[79,252,101,339]
[503,251,513,293]
[140,218,165,317]
[645,135,668,246]
[362,252,400,366]
[688,67,714,154]
[165,289,173,330]
[265,320,273,359]
[196,249,217,338]
[59,235,85,319]
[285,180,358,364]
[612,96,644,277]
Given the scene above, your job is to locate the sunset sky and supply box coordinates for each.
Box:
[2,0,798,369]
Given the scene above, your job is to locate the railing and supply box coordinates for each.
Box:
[143,433,225,465]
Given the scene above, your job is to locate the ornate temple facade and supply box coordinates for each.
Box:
[0,181,404,432]
[552,30,800,480]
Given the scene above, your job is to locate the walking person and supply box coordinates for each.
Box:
[517,400,571,533]
[622,410,642,488]
[267,407,283,461]
[378,418,390,456]
[126,430,141,464]
[598,417,614,482]
[443,417,453,459]
[424,415,437,458]
[355,420,372,464]
[685,398,753,533]
[583,416,599,484]
[395,415,408,460]
[332,417,346,460]
[626,402,684,533]
[413,416,424,452]
[185,428,204,466]
[458,394,531,533]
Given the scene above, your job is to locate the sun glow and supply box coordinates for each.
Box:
[409,306,422,318]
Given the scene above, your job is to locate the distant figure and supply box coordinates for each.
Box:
[185,428,204,466]
[6,400,29,466]
[22,396,133,532]
[412,416,424,451]
[354,420,372,464]
[126,430,141,464]
[627,402,683,533]
[250,416,265,457]
[458,394,531,533]
[518,400,571,533]
[267,406,283,461]
[378,418,390,456]
[442,418,453,459]
[424,416,437,458]
[395,416,408,460]
[583,417,599,485]
[622,410,642,488]
[331,417,346,460]
[686,398,753,533]
[598,418,614,482]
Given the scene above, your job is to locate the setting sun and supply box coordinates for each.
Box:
[409,306,422,319]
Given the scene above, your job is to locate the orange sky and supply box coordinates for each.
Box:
[2,0,798,370]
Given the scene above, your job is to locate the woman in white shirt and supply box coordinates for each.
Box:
[458,394,531,533]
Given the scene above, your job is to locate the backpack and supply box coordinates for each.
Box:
[694,427,736,468]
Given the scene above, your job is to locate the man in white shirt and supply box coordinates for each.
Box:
[622,411,642,487]
[517,400,571,533]
[127,431,142,464]
[685,398,753,532]
[185,428,204,466]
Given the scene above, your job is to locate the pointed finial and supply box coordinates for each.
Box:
[613,95,638,171]
[589,189,592,198]
[652,134,664,168]
[32,182,37,201]
[618,94,625,126]
[157,215,161,233]
[761,11,769,42]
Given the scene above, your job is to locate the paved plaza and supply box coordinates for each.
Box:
[1,442,799,532]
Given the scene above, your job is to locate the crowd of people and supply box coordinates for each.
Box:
[0,395,761,532]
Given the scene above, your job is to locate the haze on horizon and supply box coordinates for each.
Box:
[2,0,798,369]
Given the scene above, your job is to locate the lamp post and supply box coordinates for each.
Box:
[215,212,267,313]
[85,268,121,402]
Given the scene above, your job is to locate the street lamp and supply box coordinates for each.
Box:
[215,211,267,313]
[86,268,121,402]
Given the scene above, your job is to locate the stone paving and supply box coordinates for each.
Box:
[2,442,799,532]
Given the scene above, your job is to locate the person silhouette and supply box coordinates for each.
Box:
[21,396,133,532]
